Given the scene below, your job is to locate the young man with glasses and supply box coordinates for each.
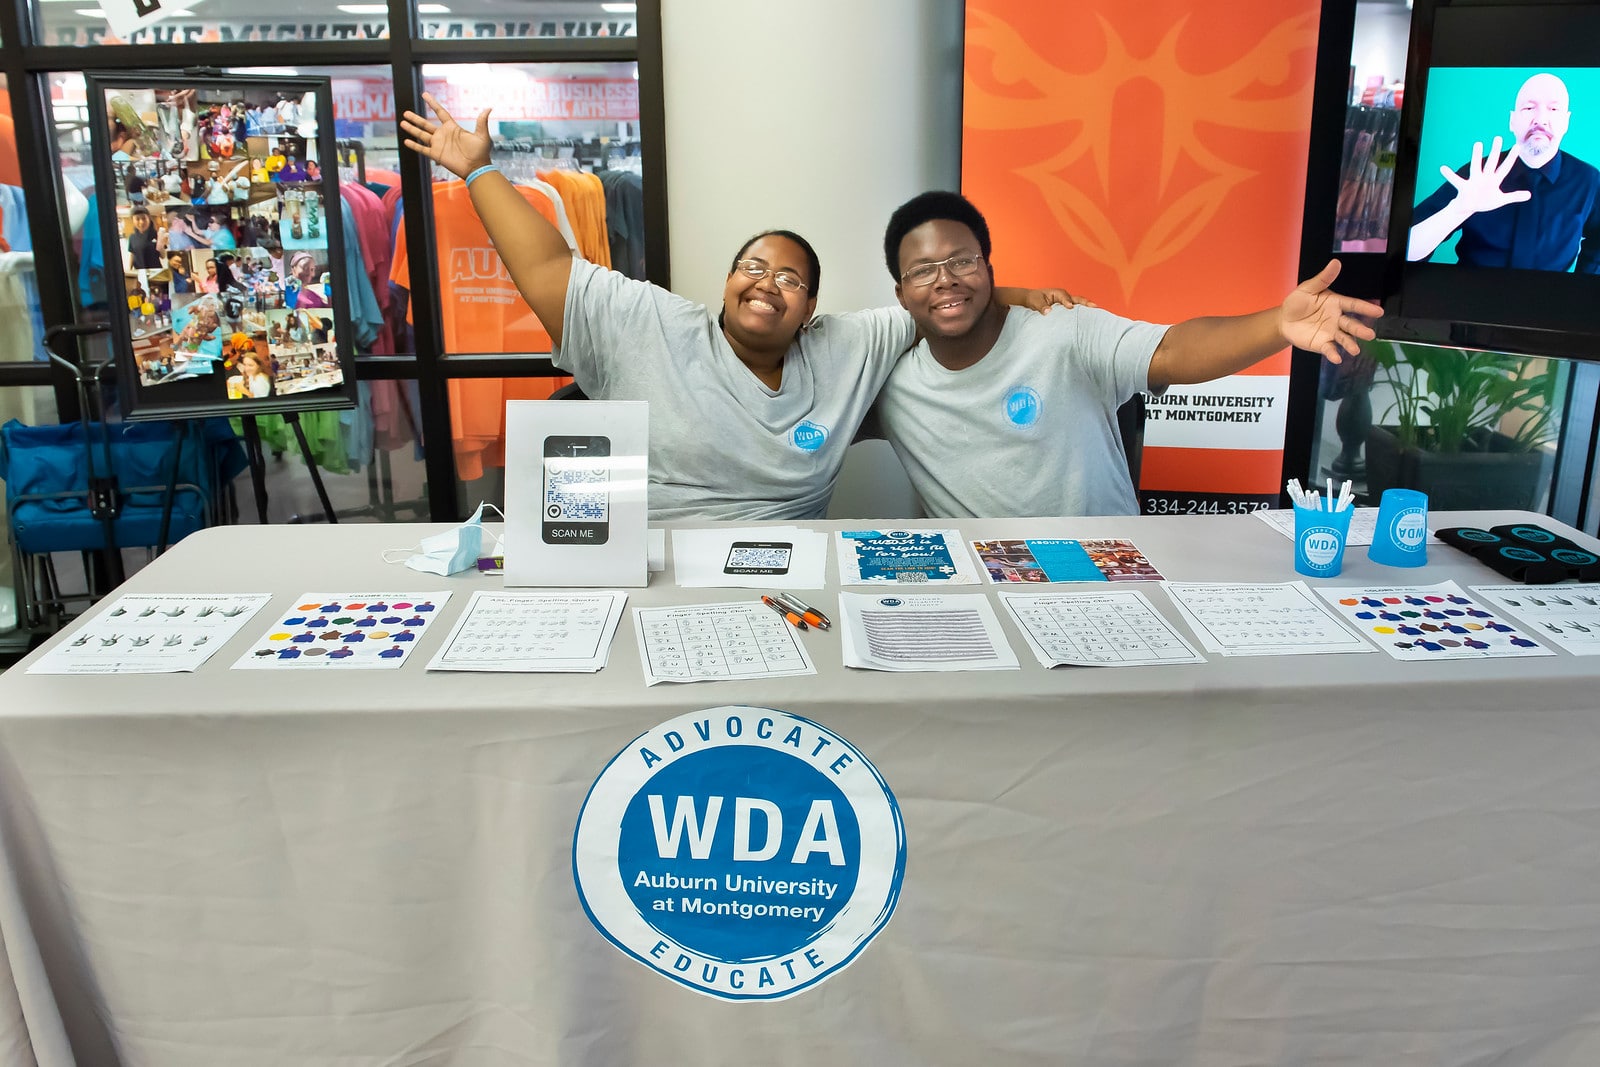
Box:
[875,191,1384,517]
[402,97,1069,520]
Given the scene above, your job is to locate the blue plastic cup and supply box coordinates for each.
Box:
[1368,488,1429,567]
[1294,502,1354,578]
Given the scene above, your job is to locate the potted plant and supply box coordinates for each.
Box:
[1362,341,1562,511]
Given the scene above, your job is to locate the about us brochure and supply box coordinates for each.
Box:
[973,537,1165,583]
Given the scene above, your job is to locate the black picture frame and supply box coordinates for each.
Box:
[86,70,358,422]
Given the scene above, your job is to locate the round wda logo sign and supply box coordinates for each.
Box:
[572,707,906,1001]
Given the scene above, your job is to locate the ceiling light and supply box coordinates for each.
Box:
[418,3,450,11]
[601,3,636,12]
[336,4,385,12]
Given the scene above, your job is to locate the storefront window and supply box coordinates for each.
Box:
[412,61,643,507]
[418,60,643,359]
[0,75,54,364]
[30,0,390,47]
[1332,1,1411,253]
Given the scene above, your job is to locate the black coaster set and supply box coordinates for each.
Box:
[1435,523,1600,584]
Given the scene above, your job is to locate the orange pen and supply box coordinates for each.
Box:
[774,592,830,631]
[760,595,808,630]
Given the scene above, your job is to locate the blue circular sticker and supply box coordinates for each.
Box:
[1510,525,1556,544]
[1004,387,1041,427]
[573,707,905,1001]
[1552,548,1597,566]
[791,421,828,452]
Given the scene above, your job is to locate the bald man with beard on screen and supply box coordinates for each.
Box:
[1409,72,1600,272]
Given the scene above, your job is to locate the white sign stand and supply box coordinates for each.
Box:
[503,399,649,588]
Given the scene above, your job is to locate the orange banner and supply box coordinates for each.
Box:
[963,0,1321,507]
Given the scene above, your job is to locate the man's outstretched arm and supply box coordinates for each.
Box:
[1148,260,1383,389]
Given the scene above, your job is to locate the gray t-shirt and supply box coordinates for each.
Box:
[554,260,914,520]
[875,306,1169,518]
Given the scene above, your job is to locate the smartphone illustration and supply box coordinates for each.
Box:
[724,541,794,575]
[542,435,611,545]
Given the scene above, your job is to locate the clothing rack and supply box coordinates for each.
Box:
[336,139,367,184]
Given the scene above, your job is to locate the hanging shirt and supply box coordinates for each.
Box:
[390,178,564,353]
[0,184,49,359]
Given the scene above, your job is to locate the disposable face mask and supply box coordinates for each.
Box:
[384,503,501,576]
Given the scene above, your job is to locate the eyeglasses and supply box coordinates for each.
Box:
[734,259,808,293]
[901,253,984,287]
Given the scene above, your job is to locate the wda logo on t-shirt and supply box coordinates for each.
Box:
[573,707,906,1002]
[1004,387,1042,427]
[792,420,828,452]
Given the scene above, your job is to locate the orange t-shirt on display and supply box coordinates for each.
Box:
[390,180,576,480]
[391,178,560,353]
[449,376,572,483]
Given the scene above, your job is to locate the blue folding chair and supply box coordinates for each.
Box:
[0,419,212,630]
[0,324,228,631]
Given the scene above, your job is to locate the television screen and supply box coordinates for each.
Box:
[1380,0,1600,360]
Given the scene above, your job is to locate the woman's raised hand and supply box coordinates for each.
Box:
[401,93,492,181]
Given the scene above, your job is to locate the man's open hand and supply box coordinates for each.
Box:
[1280,260,1384,363]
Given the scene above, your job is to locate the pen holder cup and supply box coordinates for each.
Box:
[1294,503,1355,578]
[1367,488,1429,568]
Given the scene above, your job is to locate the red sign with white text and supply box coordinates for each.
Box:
[332,77,638,125]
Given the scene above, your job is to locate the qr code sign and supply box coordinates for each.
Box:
[549,465,607,521]
[732,547,790,569]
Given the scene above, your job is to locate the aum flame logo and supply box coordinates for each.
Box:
[964,7,1318,301]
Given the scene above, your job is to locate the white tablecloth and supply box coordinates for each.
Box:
[3,512,1600,1066]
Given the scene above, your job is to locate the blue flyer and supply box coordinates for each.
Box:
[836,529,981,584]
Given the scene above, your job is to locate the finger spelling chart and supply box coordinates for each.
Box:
[233,591,452,669]
[1316,580,1554,661]
[633,602,816,685]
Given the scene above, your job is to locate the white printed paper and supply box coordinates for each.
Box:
[835,529,981,585]
[28,593,272,675]
[1256,507,1442,547]
[671,526,829,589]
[1162,581,1373,656]
[427,591,627,672]
[233,591,453,669]
[997,588,1205,668]
[634,601,816,685]
[1470,583,1600,656]
[1316,581,1554,661]
[838,591,1018,672]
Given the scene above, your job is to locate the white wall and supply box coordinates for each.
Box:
[659,0,962,313]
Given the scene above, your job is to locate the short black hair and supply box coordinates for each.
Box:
[729,229,821,300]
[883,191,991,280]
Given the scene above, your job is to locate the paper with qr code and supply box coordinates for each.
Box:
[671,527,829,589]
[836,529,982,585]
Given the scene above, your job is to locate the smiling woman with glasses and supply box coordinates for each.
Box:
[402,96,1074,521]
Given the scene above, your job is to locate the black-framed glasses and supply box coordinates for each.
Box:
[901,253,985,287]
[735,259,808,293]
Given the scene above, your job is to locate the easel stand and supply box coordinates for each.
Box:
[237,412,337,525]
